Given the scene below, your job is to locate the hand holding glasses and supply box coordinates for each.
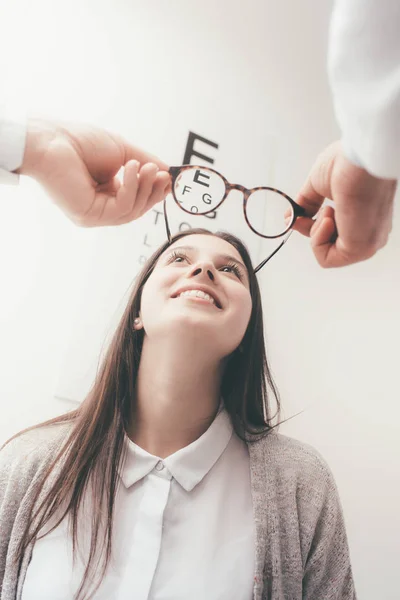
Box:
[163,165,306,273]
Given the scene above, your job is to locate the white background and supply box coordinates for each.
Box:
[0,1,399,598]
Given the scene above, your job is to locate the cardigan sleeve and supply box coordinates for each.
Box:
[0,434,34,593]
[0,430,53,595]
[302,462,357,599]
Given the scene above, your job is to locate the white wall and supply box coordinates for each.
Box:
[1,1,399,598]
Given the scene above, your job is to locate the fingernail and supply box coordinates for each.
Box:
[311,219,321,236]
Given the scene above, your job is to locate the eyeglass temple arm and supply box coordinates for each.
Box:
[254,230,294,274]
[163,197,172,243]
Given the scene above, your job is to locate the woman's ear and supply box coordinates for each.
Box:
[133,317,143,331]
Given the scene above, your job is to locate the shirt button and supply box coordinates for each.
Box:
[155,460,164,471]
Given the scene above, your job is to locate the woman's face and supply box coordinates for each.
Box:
[139,234,253,358]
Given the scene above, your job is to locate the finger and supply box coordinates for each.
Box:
[72,161,164,227]
[119,137,169,171]
[137,171,171,218]
[113,159,141,217]
[117,172,171,224]
[74,178,122,226]
[310,218,337,267]
[310,210,339,268]
[311,216,336,247]
[290,216,315,237]
[290,203,334,238]
[309,205,334,237]
[130,163,160,219]
[295,186,325,219]
[296,144,336,217]
[93,159,140,224]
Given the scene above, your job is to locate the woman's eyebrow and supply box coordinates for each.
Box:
[172,245,247,272]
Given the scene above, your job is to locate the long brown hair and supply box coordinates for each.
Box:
[2,228,295,600]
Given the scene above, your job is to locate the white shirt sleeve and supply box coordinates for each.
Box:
[328,0,400,180]
[0,105,27,185]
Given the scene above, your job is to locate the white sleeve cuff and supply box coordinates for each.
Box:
[0,167,20,185]
[0,104,27,172]
[340,138,364,169]
[328,0,400,180]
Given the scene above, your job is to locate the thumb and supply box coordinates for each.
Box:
[120,138,169,172]
[310,206,339,267]
[296,142,339,217]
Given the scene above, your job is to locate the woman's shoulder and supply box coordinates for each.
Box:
[251,430,337,489]
[0,421,73,478]
[249,431,345,528]
[0,422,74,566]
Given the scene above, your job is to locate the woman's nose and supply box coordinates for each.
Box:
[190,264,215,281]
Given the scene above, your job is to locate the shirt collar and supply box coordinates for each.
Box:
[118,401,233,492]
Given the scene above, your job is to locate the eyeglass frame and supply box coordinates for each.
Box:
[163,164,306,274]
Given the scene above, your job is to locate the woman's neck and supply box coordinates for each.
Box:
[127,337,223,458]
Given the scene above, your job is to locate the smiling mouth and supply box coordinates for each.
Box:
[178,295,218,308]
[172,290,222,309]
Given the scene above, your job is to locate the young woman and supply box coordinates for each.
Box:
[0,227,357,600]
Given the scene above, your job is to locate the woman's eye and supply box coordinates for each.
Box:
[167,252,243,280]
[221,264,242,279]
[168,251,188,264]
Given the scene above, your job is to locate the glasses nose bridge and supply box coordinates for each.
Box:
[227,182,248,196]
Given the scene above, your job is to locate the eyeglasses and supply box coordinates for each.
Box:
[163,165,306,274]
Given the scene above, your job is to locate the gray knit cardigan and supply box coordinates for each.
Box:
[0,423,357,599]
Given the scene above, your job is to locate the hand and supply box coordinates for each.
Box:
[17,118,172,227]
[291,141,397,267]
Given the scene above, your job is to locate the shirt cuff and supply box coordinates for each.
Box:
[340,137,364,169]
[0,105,28,173]
[0,167,20,185]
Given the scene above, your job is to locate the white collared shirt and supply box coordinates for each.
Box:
[21,406,255,600]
